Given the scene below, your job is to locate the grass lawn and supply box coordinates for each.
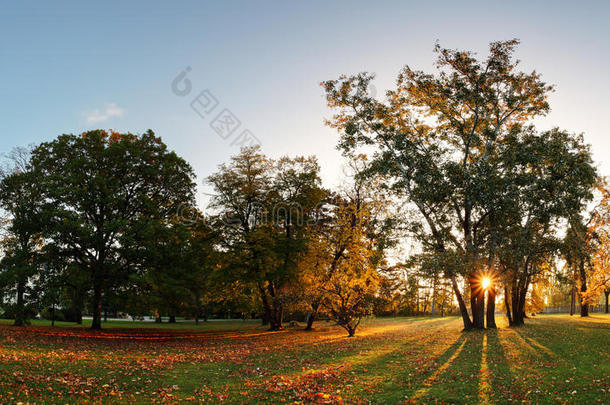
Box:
[0,314,608,404]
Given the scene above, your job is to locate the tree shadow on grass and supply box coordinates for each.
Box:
[356,329,488,403]
[513,321,608,377]
[486,329,524,403]
[406,328,528,404]
[415,329,484,404]
[508,319,609,403]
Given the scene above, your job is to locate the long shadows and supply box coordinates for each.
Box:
[362,328,487,403]
[486,329,521,403]
[368,328,521,404]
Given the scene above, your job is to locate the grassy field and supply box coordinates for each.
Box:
[0,315,608,404]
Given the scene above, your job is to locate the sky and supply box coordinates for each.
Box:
[1,1,609,208]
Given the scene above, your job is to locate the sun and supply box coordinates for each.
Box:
[481,277,491,290]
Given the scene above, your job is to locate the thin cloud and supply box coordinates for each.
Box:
[86,103,125,124]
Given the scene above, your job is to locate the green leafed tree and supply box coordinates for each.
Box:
[208,146,325,331]
[141,214,220,324]
[29,130,196,330]
[0,147,43,326]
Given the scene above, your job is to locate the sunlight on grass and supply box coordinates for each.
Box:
[478,334,491,404]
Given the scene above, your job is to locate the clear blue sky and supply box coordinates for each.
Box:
[1,1,609,204]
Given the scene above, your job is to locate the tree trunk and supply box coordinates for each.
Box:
[169,315,176,323]
[305,303,319,331]
[511,300,523,325]
[511,282,524,326]
[515,279,529,326]
[470,281,485,329]
[72,296,83,324]
[570,265,577,316]
[579,258,589,317]
[258,284,272,327]
[450,275,472,330]
[261,313,269,326]
[194,290,201,325]
[91,283,103,330]
[51,302,56,327]
[263,282,283,331]
[605,291,609,314]
[486,285,496,329]
[570,283,576,316]
[431,278,437,316]
[269,299,283,331]
[504,284,513,326]
[13,280,26,327]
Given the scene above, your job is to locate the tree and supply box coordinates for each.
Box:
[297,157,395,331]
[494,128,596,326]
[267,156,326,329]
[322,39,595,329]
[29,130,195,329]
[208,147,324,331]
[320,200,379,337]
[142,216,219,324]
[35,259,65,327]
[296,194,349,330]
[0,147,43,326]
[564,217,594,317]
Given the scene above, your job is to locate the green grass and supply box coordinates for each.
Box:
[0,314,608,403]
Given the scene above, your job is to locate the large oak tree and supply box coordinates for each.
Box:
[30,130,195,329]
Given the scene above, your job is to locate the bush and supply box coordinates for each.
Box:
[40,307,68,322]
